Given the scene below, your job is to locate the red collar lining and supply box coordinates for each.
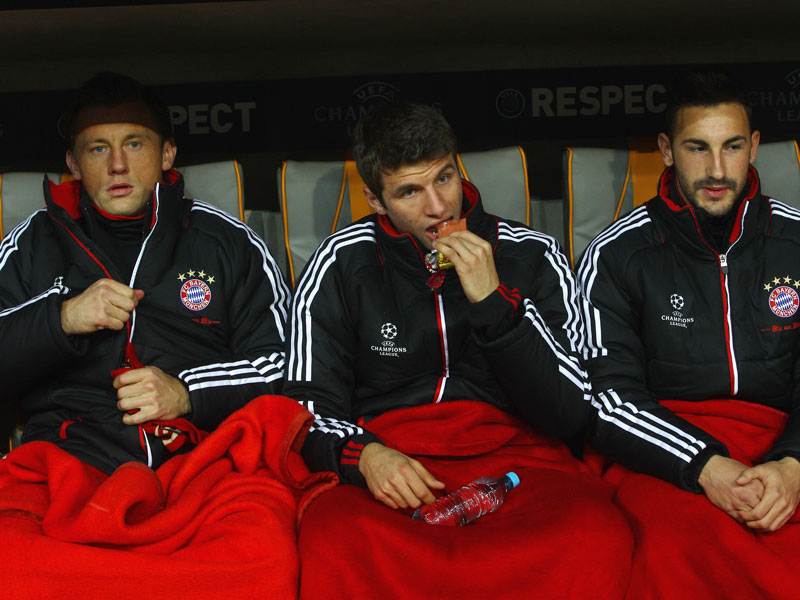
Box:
[658,165,760,245]
[48,179,82,220]
[377,179,479,239]
[658,165,759,213]
[47,169,179,220]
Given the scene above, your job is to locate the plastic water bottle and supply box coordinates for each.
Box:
[412,472,520,526]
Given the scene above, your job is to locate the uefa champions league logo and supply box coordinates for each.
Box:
[381,323,397,340]
[661,293,694,329]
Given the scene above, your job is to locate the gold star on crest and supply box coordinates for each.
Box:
[764,283,772,291]
[188,269,196,277]
[784,275,792,284]
[207,276,215,284]
[178,273,186,282]
[794,280,800,288]
[198,270,206,278]
[773,276,781,285]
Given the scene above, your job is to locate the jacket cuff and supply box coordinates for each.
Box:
[338,430,382,487]
[466,283,522,340]
[763,447,800,464]
[181,385,218,431]
[762,413,800,464]
[51,295,89,357]
[682,446,729,494]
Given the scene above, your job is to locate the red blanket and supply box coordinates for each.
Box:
[588,399,800,600]
[298,401,632,600]
[0,395,336,600]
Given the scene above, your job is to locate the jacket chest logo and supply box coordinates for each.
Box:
[660,293,695,329]
[764,276,800,318]
[177,268,215,312]
[370,322,408,357]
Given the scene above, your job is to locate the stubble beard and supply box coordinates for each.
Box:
[677,172,741,218]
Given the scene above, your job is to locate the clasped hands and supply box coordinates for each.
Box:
[699,454,800,532]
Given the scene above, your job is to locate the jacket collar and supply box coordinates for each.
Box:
[44,169,188,234]
[650,165,766,256]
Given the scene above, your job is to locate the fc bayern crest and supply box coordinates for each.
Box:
[769,285,799,318]
[180,279,212,311]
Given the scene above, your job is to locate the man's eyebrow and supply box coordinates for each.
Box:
[392,183,418,196]
[390,162,459,196]
[681,135,747,146]
[723,135,748,145]
[82,136,109,145]
[82,130,147,146]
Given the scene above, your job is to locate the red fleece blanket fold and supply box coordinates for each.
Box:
[299,401,633,600]
[0,395,336,600]
[588,399,800,600]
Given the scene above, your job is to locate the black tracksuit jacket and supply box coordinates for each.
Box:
[284,181,590,485]
[0,171,289,472]
[578,166,800,492]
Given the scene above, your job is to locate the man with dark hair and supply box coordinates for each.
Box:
[578,71,800,598]
[0,72,289,472]
[352,101,457,200]
[663,70,752,141]
[285,102,631,598]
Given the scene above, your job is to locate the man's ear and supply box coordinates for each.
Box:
[749,130,760,164]
[161,138,177,171]
[657,133,674,167]
[364,186,387,215]
[65,151,82,180]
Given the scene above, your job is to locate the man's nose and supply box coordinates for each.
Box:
[424,188,446,216]
[109,147,128,174]
[708,151,725,181]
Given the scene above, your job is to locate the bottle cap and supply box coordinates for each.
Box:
[504,471,520,489]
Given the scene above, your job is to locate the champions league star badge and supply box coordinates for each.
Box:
[177,269,216,312]
[764,275,800,318]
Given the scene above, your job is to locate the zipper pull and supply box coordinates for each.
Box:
[719,254,729,274]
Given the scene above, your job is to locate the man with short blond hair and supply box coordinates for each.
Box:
[0,72,289,472]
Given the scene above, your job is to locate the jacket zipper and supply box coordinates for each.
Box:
[127,186,160,346]
[432,294,450,403]
[717,252,738,395]
[688,212,741,397]
[709,193,750,397]
[54,189,160,467]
